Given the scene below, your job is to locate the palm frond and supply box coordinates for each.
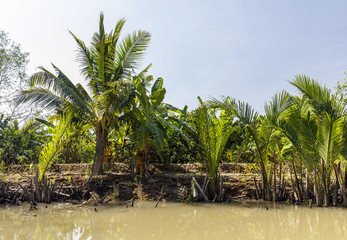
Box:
[114,30,151,79]
[38,112,72,181]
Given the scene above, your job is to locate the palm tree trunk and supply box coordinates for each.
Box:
[94,122,108,175]
[321,159,329,207]
[65,142,71,163]
[291,158,303,203]
[273,159,277,202]
[305,168,310,200]
[259,160,270,201]
[334,163,347,207]
[313,170,322,207]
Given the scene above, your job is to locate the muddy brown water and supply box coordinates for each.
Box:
[1,201,346,239]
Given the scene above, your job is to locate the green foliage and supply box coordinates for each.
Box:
[38,112,72,181]
[193,98,235,196]
[0,115,45,165]
[16,13,152,174]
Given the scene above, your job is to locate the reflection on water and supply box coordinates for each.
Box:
[0,201,346,239]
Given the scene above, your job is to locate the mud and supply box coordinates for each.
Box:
[0,163,260,205]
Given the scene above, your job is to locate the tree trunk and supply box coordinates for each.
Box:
[289,171,296,203]
[278,162,282,200]
[321,159,329,207]
[332,181,339,207]
[135,133,150,175]
[273,159,276,202]
[65,142,71,163]
[305,168,310,200]
[73,139,78,163]
[94,122,108,175]
[334,163,347,207]
[313,170,322,207]
[259,160,270,201]
[291,158,303,203]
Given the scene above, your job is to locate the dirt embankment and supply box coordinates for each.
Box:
[0,163,259,204]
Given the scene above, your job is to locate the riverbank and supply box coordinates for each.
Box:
[0,163,274,205]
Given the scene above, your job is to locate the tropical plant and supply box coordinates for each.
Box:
[193,97,236,198]
[129,75,190,174]
[16,12,151,175]
[37,112,71,182]
[288,75,347,207]
[0,115,45,165]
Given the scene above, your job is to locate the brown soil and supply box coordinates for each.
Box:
[0,163,260,204]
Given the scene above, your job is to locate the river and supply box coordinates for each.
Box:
[0,201,346,239]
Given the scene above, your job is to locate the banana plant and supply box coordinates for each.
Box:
[129,76,190,175]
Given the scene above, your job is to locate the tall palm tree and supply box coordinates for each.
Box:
[16,13,151,174]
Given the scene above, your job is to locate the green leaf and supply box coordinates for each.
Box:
[151,77,163,94]
[150,88,166,107]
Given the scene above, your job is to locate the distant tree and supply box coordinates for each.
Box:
[0,30,31,118]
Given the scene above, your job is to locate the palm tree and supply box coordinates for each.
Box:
[210,93,289,201]
[194,97,237,198]
[16,13,151,175]
[289,75,347,207]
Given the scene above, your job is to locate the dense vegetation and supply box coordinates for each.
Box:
[2,13,347,207]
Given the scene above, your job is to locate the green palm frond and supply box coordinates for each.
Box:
[17,65,93,116]
[194,101,235,192]
[316,113,344,165]
[114,30,151,79]
[69,31,96,81]
[38,112,72,181]
[291,75,332,115]
[264,91,290,124]
[16,87,64,109]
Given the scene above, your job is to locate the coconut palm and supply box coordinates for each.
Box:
[16,13,151,174]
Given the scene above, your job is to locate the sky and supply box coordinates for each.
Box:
[1,0,347,113]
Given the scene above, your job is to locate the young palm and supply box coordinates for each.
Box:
[289,75,347,206]
[194,97,237,198]
[16,13,151,174]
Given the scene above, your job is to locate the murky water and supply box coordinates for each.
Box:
[0,201,346,240]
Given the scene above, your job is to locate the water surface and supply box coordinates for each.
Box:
[1,201,346,239]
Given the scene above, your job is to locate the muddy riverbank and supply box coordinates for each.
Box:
[0,163,278,205]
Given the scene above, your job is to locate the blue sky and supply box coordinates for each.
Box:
[1,0,347,113]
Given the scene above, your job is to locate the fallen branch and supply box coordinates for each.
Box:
[53,191,71,198]
[18,183,36,205]
[123,197,135,207]
[192,177,209,202]
[155,186,164,208]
